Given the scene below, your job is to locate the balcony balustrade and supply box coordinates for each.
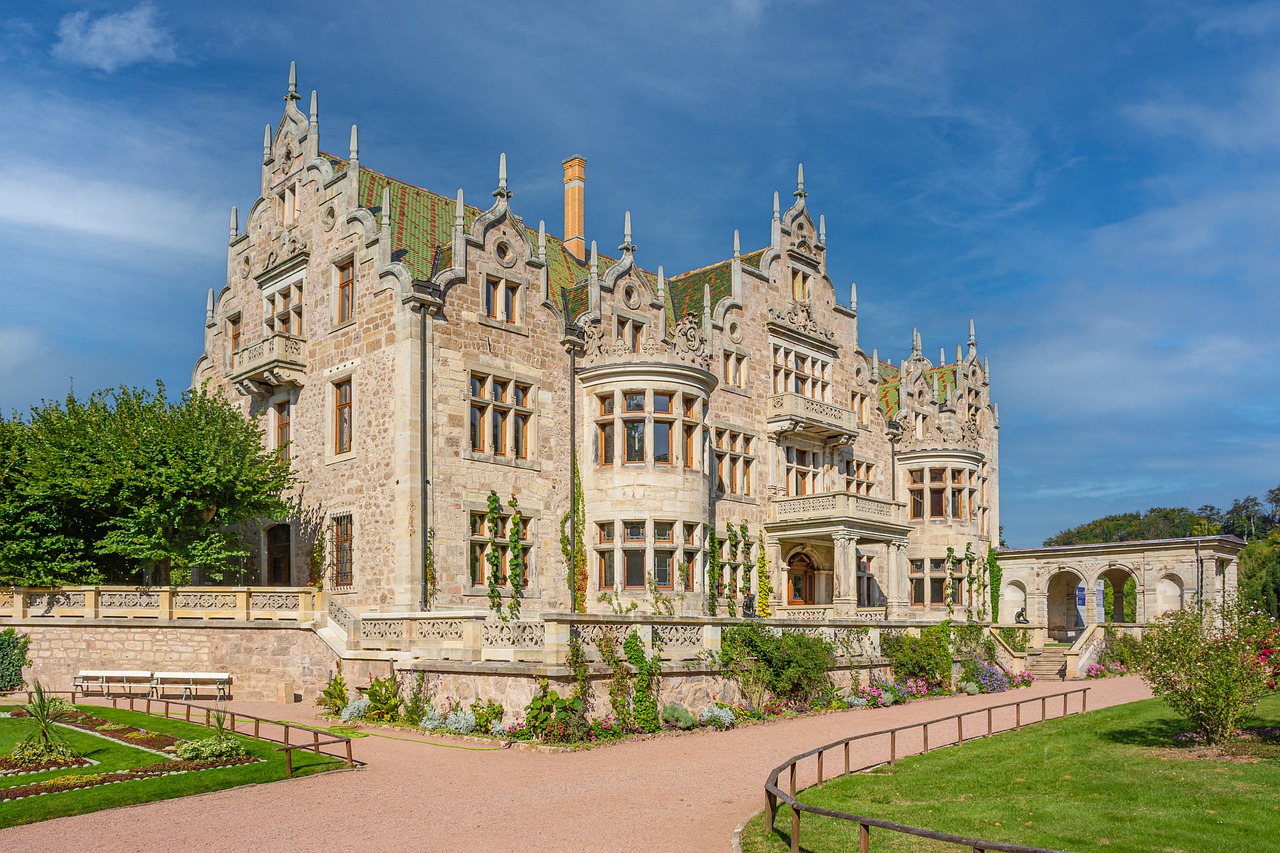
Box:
[229,333,307,394]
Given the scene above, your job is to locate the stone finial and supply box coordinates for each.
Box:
[263,124,271,160]
[455,189,464,228]
[619,210,636,253]
[349,125,359,162]
[538,220,547,261]
[968,318,977,349]
[493,152,511,200]
[205,288,215,326]
[733,228,740,259]
[932,374,940,400]
[871,349,879,383]
[850,281,857,309]
[794,163,806,199]
[940,347,946,366]
[912,328,921,357]
[381,187,391,230]
[773,191,780,220]
[590,240,599,278]
[819,214,826,244]
[286,60,299,102]
[229,205,238,241]
[657,265,665,300]
[994,402,1000,424]
[956,344,963,364]
[771,191,782,248]
[984,357,991,383]
[309,90,318,127]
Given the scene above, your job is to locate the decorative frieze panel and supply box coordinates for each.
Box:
[360,619,404,641]
[100,591,160,609]
[328,599,353,630]
[653,624,702,649]
[249,592,301,611]
[0,591,13,608]
[174,592,237,610]
[483,621,545,648]
[575,623,626,651]
[767,301,835,344]
[26,592,86,611]
[415,620,465,642]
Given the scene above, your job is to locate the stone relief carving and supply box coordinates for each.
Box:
[654,624,702,648]
[767,301,835,342]
[249,592,301,611]
[583,322,606,363]
[360,619,404,641]
[174,592,237,610]
[483,621,545,647]
[671,312,710,369]
[100,591,160,609]
[26,591,86,612]
[416,620,465,642]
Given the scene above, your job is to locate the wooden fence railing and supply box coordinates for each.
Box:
[762,687,1090,853]
[108,695,357,776]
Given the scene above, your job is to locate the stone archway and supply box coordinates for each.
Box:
[1094,566,1138,623]
[1156,574,1185,615]
[1046,569,1085,641]
[1000,580,1027,623]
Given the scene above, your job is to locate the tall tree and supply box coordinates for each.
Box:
[0,383,294,586]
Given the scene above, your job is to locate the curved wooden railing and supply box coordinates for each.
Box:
[762,687,1090,853]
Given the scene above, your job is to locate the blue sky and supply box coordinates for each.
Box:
[0,1,1276,546]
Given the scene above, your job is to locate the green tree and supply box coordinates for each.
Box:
[0,383,294,586]
[1239,531,1280,620]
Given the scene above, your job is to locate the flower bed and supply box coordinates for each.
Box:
[0,756,259,803]
[7,707,182,753]
[1086,661,1128,679]
[0,754,94,775]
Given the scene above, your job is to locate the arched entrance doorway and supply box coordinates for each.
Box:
[1095,567,1137,623]
[787,553,816,605]
[1046,569,1085,641]
[266,524,292,586]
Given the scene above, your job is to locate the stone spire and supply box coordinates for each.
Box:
[285,60,300,102]
[968,318,977,352]
[794,163,806,199]
[657,265,665,301]
[956,344,963,364]
[205,288,215,327]
[733,228,740,259]
[589,240,599,279]
[984,357,991,384]
[819,214,826,244]
[771,191,781,247]
[850,281,857,310]
[381,187,391,231]
[619,210,635,254]
[940,347,947,366]
[493,152,511,200]
[932,374,940,402]
[262,124,271,163]
[454,189,464,228]
[349,125,359,165]
[538,220,546,262]
[309,90,318,129]
[912,328,922,357]
[229,205,237,242]
[870,349,880,383]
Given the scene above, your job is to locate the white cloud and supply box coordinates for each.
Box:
[1125,63,1280,154]
[52,4,176,73]
[0,326,49,383]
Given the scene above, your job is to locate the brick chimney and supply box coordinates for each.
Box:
[562,155,586,261]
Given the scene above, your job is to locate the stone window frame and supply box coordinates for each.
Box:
[907,464,978,523]
[269,389,293,464]
[263,273,304,337]
[331,512,354,588]
[721,346,749,393]
[771,339,831,402]
[333,255,356,330]
[782,441,823,497]
[595,389,701,470]
[850,389,872,425]
[613,306,649,353]
[466,505,536,590]
[323,360,359,465]
[477,261,530,337]
[466,367,539,470]
[841,456,875,497]
[226,313,242,370]
[594,516,699,594]
[712,426,757,498]
[278,181,300,228]
[789,266,812,302]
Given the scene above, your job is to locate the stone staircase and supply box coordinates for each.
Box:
[1027,647,1068,681]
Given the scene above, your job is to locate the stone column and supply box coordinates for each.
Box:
[886,541,909,619]
[1083,585,1097,627]
[767,536,784,612]
[1110,576,1126,623]
[833,532,858,617]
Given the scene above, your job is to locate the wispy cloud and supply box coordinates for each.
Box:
[1125,62,1280,153]
[52,3,176,73]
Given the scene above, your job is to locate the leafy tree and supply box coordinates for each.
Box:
[1046,507,1209,546]
[1239,532,1280,620]
[1224,496,1267,542]
[0,383,294,586]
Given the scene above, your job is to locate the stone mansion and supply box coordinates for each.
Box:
[191,67,1239,637]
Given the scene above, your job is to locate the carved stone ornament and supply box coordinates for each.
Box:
[672,311,710,368]
[582,322,605,363]
[640,331,663,356]
[767,300,835,342]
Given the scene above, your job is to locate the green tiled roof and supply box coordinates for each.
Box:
[665,249,766,322]
[878,363,958,419]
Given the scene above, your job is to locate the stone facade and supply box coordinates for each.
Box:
[192,67,1002,624]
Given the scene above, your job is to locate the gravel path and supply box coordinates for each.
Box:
[1,677,1151,852]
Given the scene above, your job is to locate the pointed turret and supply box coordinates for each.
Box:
[454,189,465,228]
[380,187,391,231]
[818,214,826,244]
[537,220,547,262]
[870,349,880,383]
[229,205,237,242]
[262,124,271,163]
[619,210,636,254]
[493,152,511,200]
[309,90,318,129]
[794,163,807,199]
[285,61,300,102]
[205,288,215,328]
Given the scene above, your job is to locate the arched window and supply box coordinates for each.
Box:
[788,553,816,605]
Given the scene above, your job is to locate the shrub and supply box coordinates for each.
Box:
[961,681,980,695]
[661,703,696,730]
[882,627,952,687]
[175,736,248,761]
[524,681,587,743]
[470,698,503,732]
[1102,632,1142,669]
[9,738,81,766]
[401,672,430,724]
[445,710,476,735]
[624,631,662,733]
[845,695,869,708]
[340,698,370,722]
[699,706,735,729]
[489,718,507,737]
[363,673,402,722]
[720,623,834,709]
[973,662,1011,693]
[0,628,31,692]
[15,681,76,762]
[420,707,446,731]
[1136,601,1280,744]
[317,664,348,715]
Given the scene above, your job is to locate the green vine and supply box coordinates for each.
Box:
[0,628,31,692]
[987,546,1003,622]
[506,494,525,620]
[725,525,739,617]
[595,629,634,730]
[485,490,505,619]
[944,545,957,619]
[624,630,661,733]
[559,461,587,613]
[755,529,773,618]
[308,529,325,590]
[706,529,721,617]
[567,630,592,715]
[423,526,436,610]
[647,577,675,616]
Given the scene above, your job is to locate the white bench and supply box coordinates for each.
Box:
[149,672,231,700]
[72,670,153,697]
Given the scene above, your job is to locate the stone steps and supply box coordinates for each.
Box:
[1027,648,1067,681]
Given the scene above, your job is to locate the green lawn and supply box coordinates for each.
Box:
[740,693,1280,853]
[0,704,345,827]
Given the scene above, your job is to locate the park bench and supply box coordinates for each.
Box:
[72,670,153,697]
[149,672,231,700]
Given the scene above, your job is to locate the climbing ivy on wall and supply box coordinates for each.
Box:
[0,628,31,692]
[706,529,721,617]
[559,462,587,613]
[725,525,739,618]
[755,529,773,618]
[987,546,1003,623]
[423,527,436,610]
[486,490,506,618]
[506,494,525,620]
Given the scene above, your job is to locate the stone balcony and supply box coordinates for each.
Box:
[229,333,307,395]
[771,491,905,525]
[767,393,858,441]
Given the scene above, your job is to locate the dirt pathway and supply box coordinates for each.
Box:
[1,677,1151,852]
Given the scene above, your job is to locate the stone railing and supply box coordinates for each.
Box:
[986,626,1029,672]
[0,586,318,622]
[767,393,858,439]
[771,491,904,524]
[1064,623,1106,679]
[229,332,307,391]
